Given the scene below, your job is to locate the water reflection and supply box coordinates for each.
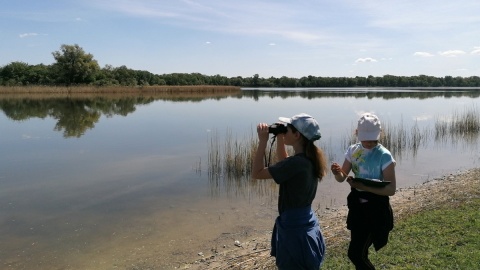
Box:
[0,92,236,137]
[0,97,149,137]
[240,88,480,100]
[2,88,479,138]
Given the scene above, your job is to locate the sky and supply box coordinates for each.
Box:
[1,0,480,79]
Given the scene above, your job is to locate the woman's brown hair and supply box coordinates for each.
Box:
[289,124,328,181]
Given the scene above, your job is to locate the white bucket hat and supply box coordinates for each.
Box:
[357,113,381,141]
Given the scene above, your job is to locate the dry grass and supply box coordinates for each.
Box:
[0,85,241,100]
[0,85,241,93]
[185,168,480,269]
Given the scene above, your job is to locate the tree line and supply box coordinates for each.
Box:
[1,44,479,88]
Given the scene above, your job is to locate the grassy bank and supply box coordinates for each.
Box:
[322,198,480,269]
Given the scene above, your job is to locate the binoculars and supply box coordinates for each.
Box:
[268,123,287,135]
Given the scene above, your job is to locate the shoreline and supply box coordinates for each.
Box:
[184,167,480,269]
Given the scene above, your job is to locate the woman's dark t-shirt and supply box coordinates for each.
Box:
[268,153,318,214]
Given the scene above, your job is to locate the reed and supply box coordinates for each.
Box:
[409,121,431,156]
[207,127,278,198]
[208,106,480,191]
[0,85,241,94]
[206,128,304,199]
[434,105,480,142]
[451,105,480,134]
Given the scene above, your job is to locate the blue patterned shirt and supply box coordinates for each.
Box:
[345,143,395,180]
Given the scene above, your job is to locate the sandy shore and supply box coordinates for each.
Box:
[183,168,480,269]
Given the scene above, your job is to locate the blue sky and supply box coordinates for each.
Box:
[1,0,479,78]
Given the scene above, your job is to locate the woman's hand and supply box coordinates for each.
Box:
[330,162,343,176]
[256,123,270,143]
[252,123,272,179]
[346,177,362,189]
[331,160,351,183]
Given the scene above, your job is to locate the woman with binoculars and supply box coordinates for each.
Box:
[252,113,328,269]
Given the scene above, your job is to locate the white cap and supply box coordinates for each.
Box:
[357,113,381,141]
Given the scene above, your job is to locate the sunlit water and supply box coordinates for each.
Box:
[1,88,479,269]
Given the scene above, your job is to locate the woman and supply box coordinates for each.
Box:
[252,113,327,269]
[331,113,396,270]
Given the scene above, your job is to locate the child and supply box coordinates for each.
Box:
[331,113,396,270]
[252,113,327,269]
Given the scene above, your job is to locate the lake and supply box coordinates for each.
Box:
[1,88,479,269]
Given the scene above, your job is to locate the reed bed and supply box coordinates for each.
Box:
[208,106,480,181]
[207,128,278,198]
[0,85,241,94]
[0,91,240,101]
[206,128,302,199]
[382,118,431,159]
[434,105,480,144]
[0,86,242,102]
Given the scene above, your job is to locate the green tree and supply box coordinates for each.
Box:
[51,44,100,85]
[112,65,137,86]
[0,61,30,85]
[26,64,54,85]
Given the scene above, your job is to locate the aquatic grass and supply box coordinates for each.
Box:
[340,126,356,153]
[206,128,315,199]
[223,128,256,178]
[207,127,279,198]
[434,105,480,144]
[207,106,480,195]
[382,118,408,159]
[451,105,480,133]
[207,129,228,197]
[409,121,431,157]
[434,116,449,142]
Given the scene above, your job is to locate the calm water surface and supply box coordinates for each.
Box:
[1,88,479,269]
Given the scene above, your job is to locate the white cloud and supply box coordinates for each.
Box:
[269,43,276,46]
[355,57,377,63]
[414,52,434,57]
[471,47,480,55]
[438,50,466,57]
[19,33,39,38]
[346,0,480,32]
